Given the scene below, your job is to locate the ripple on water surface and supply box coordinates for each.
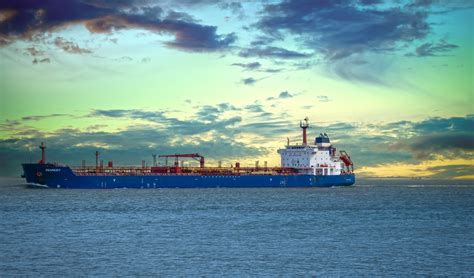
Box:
[0,178,473,276]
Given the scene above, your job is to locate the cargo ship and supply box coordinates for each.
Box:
[22,118,355,188]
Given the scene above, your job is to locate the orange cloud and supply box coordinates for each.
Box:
[358,157,474,179]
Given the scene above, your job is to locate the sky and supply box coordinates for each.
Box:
[0,0,473,179]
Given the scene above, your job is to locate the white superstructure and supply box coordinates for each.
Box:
[277,118,352,176]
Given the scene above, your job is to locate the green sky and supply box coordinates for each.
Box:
[0,0,473,178]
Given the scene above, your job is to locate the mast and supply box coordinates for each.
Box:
[39,142,46,164]
[300,117,309,145]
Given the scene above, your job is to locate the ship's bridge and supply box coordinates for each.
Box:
[315,133,331,148]
[277,119,344,176]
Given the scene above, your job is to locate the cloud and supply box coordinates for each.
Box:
[326,56,393,85]
[216,102,239,111]
[0,127,266,175]
[2,103,286,175]
[241,77,257,85]
[412,115,474,134]
[161,21,237,52]
[408,0,435,7]
[2,109,474,179]
[25,46,44,56]
[267,91,297,101]
[196,105,220,121]
[278,91,293,98]
[254,0,432,60]
[231,62,261,70]
[21,113,71,121]
[114,56,133,62]
[426,164,474,179]
[317,95,331,102]
[262,68,282,73]
[407,40,459,57]
[0,1,236,52]
[54,37,92,54]
[91,108,242,136]
[231,61,282,73]
[239,46,312,59]
[390,133,474,160]
[32,57,50,64]
[244,104,265,113]
[219,2,245,18]
[267,91,290,100]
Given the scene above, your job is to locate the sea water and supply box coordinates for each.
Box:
[0,177,473,276]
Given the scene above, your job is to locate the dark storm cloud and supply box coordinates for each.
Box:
[408,40,459,57]
[378,115,474,161]
[239,46,312,59]
[390,133,474,159]
[254,0,431,60]
[0,0,236,52]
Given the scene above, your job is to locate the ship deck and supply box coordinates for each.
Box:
[70,166,306,176]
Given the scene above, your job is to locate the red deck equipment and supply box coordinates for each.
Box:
[339,150,354,172]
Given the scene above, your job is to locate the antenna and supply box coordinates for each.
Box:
[95,151,100,172]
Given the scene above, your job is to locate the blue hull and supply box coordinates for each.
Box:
[22,163,355,189]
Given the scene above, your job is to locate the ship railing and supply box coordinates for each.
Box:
[70,166,312,176]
